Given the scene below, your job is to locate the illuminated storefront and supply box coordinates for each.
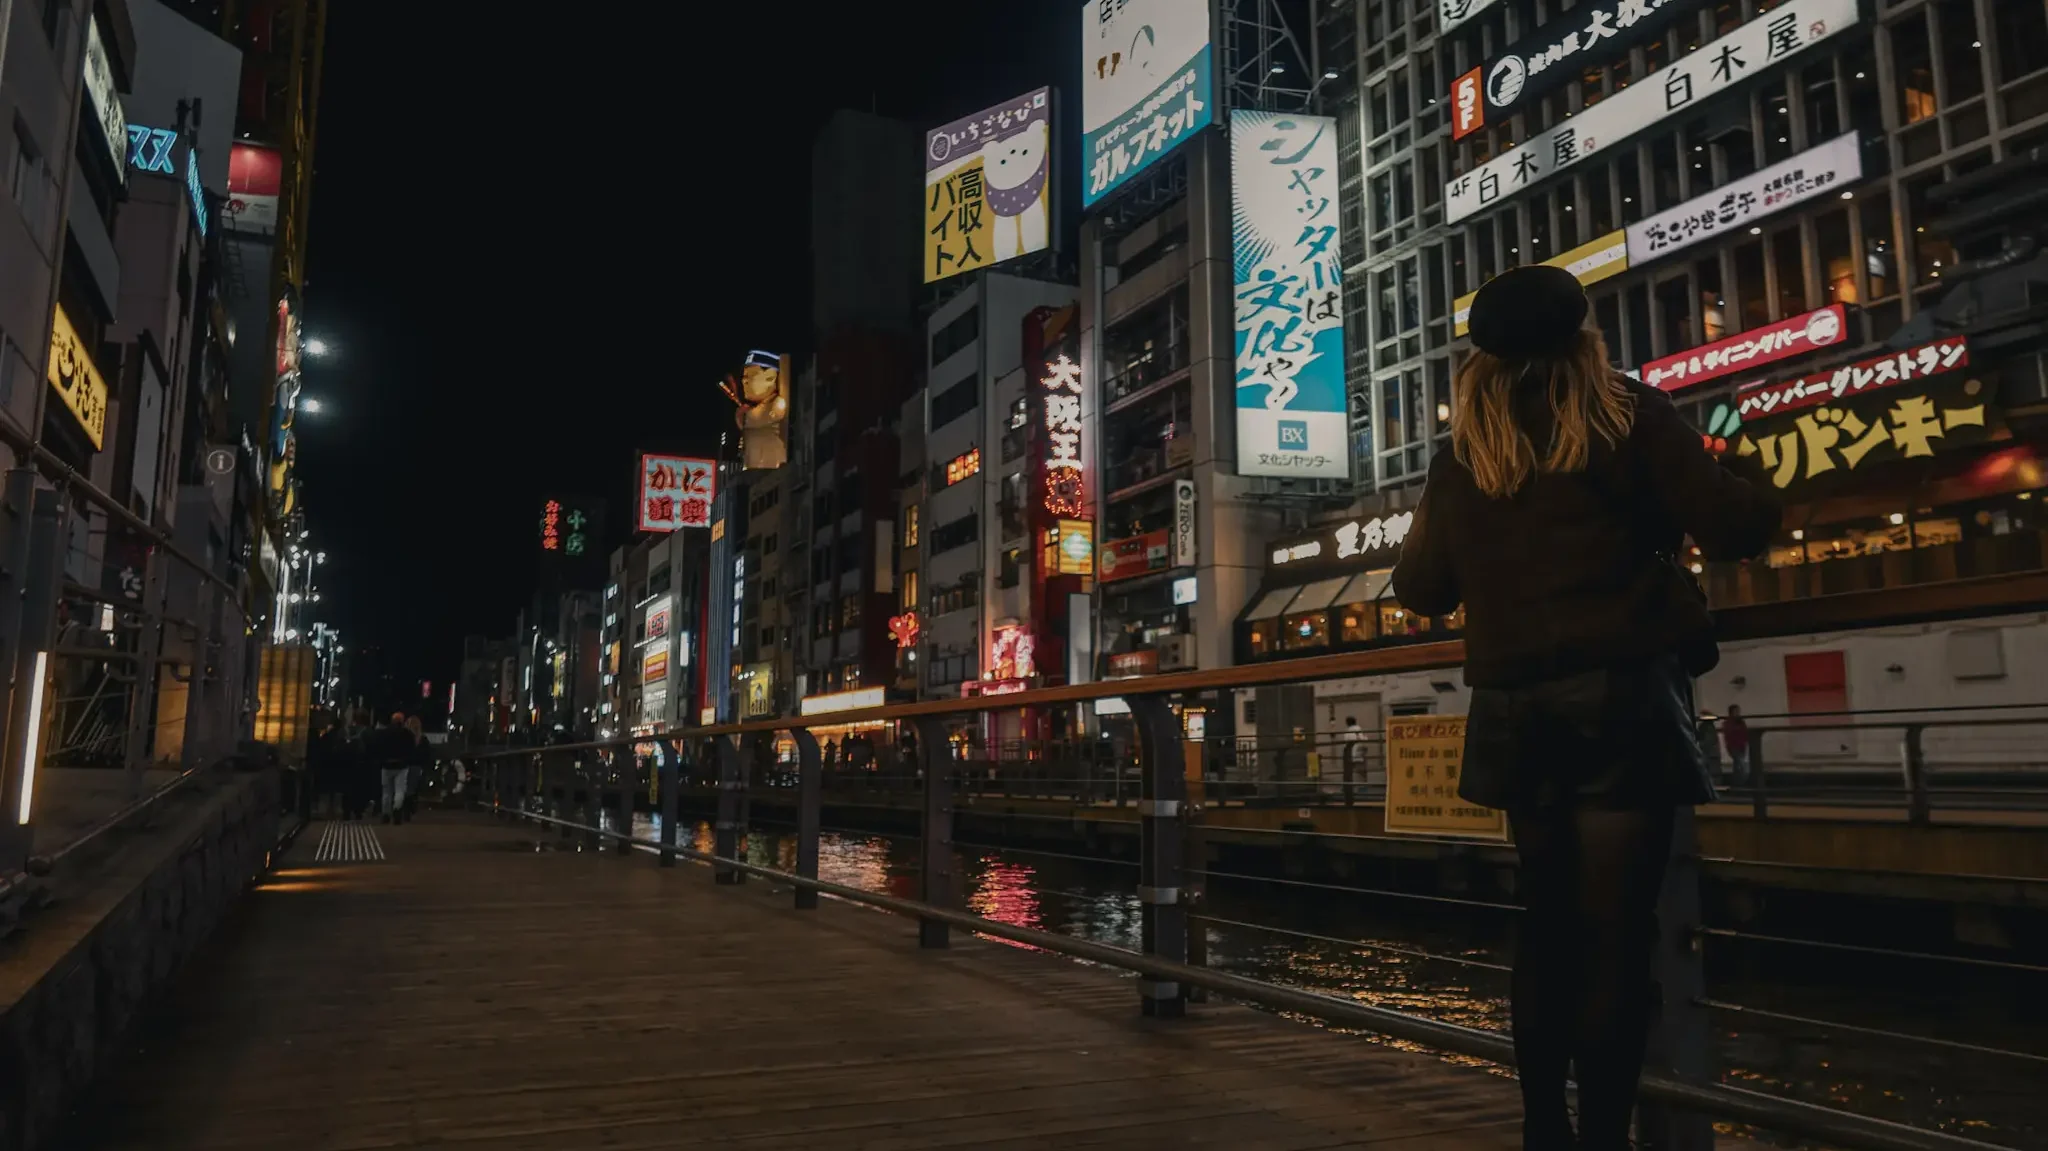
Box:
[1235,510,1461,662]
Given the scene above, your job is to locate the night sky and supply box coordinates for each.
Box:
[297,6,1074,699]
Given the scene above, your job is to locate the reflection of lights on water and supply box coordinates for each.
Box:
[968,860,1044,935]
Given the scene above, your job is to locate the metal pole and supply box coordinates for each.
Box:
[0,472,40,867]
[657,738,679,867]
[121,547,166,799]
[1902,725,1930,827]
[1639,805,1714,1151]
[1750,730,1769,820]
[1130,693,1188,1018]
[0,485,62,869]
[913,716,953,948]
[792,727,822,910]
[181,583,222,773]
[713,735,745,885]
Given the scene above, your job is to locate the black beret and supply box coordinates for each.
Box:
[1468,265,1589,360]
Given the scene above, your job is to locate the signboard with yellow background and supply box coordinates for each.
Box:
[47,305,108,450]
[1383,715,1507,840]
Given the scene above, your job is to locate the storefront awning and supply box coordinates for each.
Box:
[1281,574,1355,614]
[1242,584,1304,621]
[1239,567,1399,626]
[1338,569,1394,605]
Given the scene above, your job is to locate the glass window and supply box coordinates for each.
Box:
[1619,152,1644,224]
[1626,284,1653,370]
[1937,0,1985,105]
[1370,82,1391,137]
[1372,172,1393,234]
[1773,228,1808,318]
[1861,189,1897,298]
[1375,269,1397,341]
[1762,89,1794,164]
[1733,239,1770,329]
[1430,358,1453,438]
[1587,163,1614,234]
[1595,292,1624,362]
[1380,377,1406,451]
[1391,67,1412,126]
[1400,257,1421,331]
[1894,13,1937,123]
[1656,275,1696,356]
[1696,257,1727,342]
[1652,136,1683,209]
[1395,159,1415,223]
[1528,191,1554,257]
[1804,62,1841,142]
[1907,175,1956,288]
[1996,0,2048,83]
[1817,209,1856,304]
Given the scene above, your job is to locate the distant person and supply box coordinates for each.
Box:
[1340,716,1366,794]
[1391,266,1779,1151]
[344,710,376,820]
[1721,705,1751,786]
[307,711,349,817]
[404,716,430,820]
[375,712,414,825]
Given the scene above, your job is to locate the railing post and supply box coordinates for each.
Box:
[912,717,954,948]
[713,735,745,885]
[580,762,601,851]
[1130,694,1187,1018]
[1639,806,1714,1151]
[792,727,822,910]
[1902,724,1931,827]
[1749,730,1769,821]
[657,739,680,868]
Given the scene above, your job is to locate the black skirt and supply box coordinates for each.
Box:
[1458,653,1715,812]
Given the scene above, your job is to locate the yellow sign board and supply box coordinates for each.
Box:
[47,305,108,449]
[1383,715,1507,840]
[1452,230,1630,337]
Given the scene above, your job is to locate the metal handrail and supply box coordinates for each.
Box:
[24,764,205,875]
[484,800,2008,1151]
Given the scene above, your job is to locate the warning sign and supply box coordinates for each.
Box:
[1383,715,1507,841]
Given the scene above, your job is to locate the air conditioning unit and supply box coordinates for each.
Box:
[1157,634,1196,671]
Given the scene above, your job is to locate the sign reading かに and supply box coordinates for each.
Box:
[638,454,716,532]
[1383,716,1506,840]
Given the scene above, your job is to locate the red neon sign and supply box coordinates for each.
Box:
[1642,305,1848,393]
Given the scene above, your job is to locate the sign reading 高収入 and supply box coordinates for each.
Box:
[1233,110,1349,481]
[926,88,1053,283]
[1082,0,1214,208]
[1384,716,1506,840]
[1444,0,1860,223]
[638,454,716,532]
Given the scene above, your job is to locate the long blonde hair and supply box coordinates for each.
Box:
[1451,326,1635,499]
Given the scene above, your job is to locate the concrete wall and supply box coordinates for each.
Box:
[0,768,278,1151]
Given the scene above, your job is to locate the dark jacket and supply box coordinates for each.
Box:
[1393,375,1779,690]
[370,723,415,770]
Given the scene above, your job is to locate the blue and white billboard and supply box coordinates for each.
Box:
[1081,0,1214,209]
[1232,111,1349,480]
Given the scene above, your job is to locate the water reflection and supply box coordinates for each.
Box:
[660,818,2040,1146]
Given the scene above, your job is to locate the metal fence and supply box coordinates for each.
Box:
[460,650,2041,1151]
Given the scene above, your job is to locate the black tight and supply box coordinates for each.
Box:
[1508,805,1676,1151]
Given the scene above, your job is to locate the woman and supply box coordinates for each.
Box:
[403,716,430,821]
[1393,266,1778,1150]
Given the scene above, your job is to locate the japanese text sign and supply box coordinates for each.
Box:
[1627,134,1863,265]
[538,499,593,556]
[1734,374,1997,492]
[1042,352,1087,516]
[82,18,126,183]
[638,454,716,532]
[1439,0,1506,35]
[1455,0,1703,140]
[1453,232,1628,336]
[1082,0,1214,208]
[1232,110,1350,481]
[1268,511,1414,569]
[1736,337,1970,421]
[47,305,108,450]
[1643,305,1847,393]
[1444,0,1859,223]
[926,88,1052,283]
[1384,716,1506,840]
[1099,529,1169,583]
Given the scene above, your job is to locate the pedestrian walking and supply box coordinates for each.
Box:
[1392,265,1779,1151]
[307,711,349,817]
[403,716,430,820]
[375,712,413,824]
[1721,705,1751,786]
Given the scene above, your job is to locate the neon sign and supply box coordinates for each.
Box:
[186,149,208,236]
[541,500,563,551]
[1041,353,1084,516]
[945,448,982,486]
[126,126,178,173]
[989,624,1036,680]
[889,612,920,649]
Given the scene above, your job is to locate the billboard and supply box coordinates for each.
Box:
[1082,0,1214,208]
[638,455,716,532]
[47,305,109,450]
[925,88,1052,283]
[1444,0,1860,223]
[1439,0,1507,37]
[82,17,126,181]
[1641,306,1847,393]
[1232,111,1349,480]
[226,143,282,234]
[718,352,789,470]
[1452,230,1628,336]
[1736,337,1969,420]
[1453,0,1704,141]
[1627,135,1864,267]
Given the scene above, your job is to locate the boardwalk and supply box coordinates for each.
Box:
[66,812,1527,1150]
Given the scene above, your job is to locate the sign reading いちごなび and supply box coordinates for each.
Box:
[1382,716,1506,840]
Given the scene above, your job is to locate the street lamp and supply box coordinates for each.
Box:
[302,397,323,414]
[305,337,331,358]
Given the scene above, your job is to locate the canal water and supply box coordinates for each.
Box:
[638,815,2043,1147]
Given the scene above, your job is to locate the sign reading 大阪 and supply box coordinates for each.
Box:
[1383,716,1507,840]
[1736,337,1969,420]
[1232,110,1350,480]
[925,88,1053,283]
[1626,134,1864,265]
[1642,305,1847,393]
[1444,0,1860,223]
[637,454,716,532]
[1081,0,1214,208]
[1454,0,1704,140]
[1734,373,1996,492]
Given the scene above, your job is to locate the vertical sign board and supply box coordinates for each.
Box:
[1383,716,1507,840]
[638,454,716,532]
[926,88,1053,283]
[1232,111,1349,480]
[82,18,127,181]
[1444,0,1862,223]
[1081,0,1215,209]
[1170,479,1197,567]
[47,305,109,450]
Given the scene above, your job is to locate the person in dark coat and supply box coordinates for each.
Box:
[1392,265,1779,1151]
[307,711,348,817]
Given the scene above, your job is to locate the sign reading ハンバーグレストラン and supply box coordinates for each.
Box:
[1736,337,1969,420]
[1453,0,1705,140]
[1232,110,1350,480]
[1384,716,1507,840]
[1082,0,1214,208]
[1626,134,1865,265]
[925,88,1052,283]
[1444,0,1860,223]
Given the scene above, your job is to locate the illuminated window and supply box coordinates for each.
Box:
[901,570,918,611]
[945,448,982,486]
[903,506,919,549]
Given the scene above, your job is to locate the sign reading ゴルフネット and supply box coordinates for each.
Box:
[1082,0,1214,208]
[1384,716,1507,840]
[1626,134,1864,266]
[1233,110,1349,480]
[1445,0,1860,223]
[925,88,1052,283]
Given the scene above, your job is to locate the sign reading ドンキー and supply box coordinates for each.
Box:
[1082,0,1215,208]
[1444,0,1860,223]
[1232,110,1350,481]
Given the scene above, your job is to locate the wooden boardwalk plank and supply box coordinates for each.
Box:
[64,813,1526,1150]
